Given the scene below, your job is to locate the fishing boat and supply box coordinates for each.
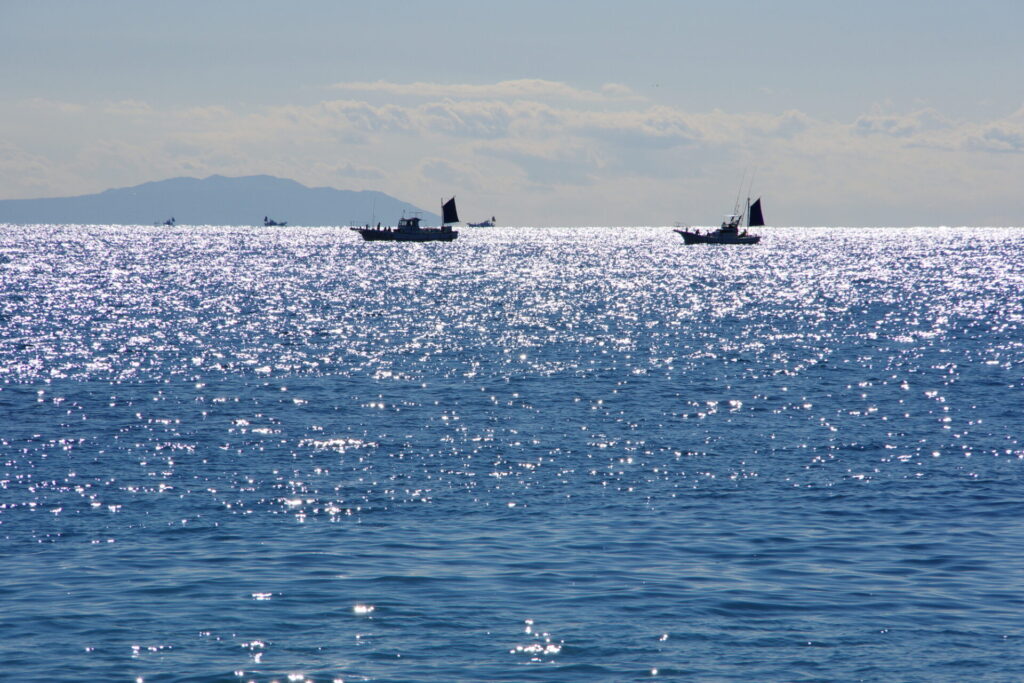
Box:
[468,216,496,227]
[351,197,460,242]
[674,197,764,245]
[263,216,287,227]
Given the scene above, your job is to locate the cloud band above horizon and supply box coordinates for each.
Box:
[2,80,1023,226]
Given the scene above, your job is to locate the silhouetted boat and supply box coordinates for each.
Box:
[156,217,176,227]
[468,216,496,227]
[263,216,287,227]
[674,197,764,245]
[351,197,460,242]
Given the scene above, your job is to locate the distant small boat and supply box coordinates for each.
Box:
[351,197,460,242]
[263,216,287,227]
[468,216,496,227]
[674,197,764,245]
[156,217,176,227]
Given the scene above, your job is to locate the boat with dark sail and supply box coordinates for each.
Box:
[468,216,496,227]
[674,197,764,245]
[263,216,287,227]
[351,197,460,242]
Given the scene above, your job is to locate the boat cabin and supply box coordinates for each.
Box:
[721,214,742,231]
[398,215,422,231]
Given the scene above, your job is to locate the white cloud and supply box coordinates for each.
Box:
[0,141,61,197]
[476,140,604,187]
[326,161,385,180]
[3,89,1024,225]
[568,106,704,148]
[964,107,1024,154]
[328,78,644,103]
[419,159,481,189]
[102,100,155,116]
[853,108,954,146]
[968,126,1024,153]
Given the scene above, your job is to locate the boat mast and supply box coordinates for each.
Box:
[733,169,747,215]
[744,169,756,226]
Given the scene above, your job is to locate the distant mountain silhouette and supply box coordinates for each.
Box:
[0,175,441,226]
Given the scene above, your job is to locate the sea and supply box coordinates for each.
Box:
[1,224,1022,682]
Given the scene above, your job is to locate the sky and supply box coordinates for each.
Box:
[2,0,1023,226]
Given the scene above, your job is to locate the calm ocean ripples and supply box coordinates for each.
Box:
[1,224,1023,681]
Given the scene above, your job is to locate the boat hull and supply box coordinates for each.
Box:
[351,227,458,242]
[674,229,760,245]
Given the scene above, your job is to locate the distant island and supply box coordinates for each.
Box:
[0,175,441,226]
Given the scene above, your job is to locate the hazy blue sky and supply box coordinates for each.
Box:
[2,0,1023,225]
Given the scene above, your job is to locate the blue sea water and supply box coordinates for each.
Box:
[1,224,1023,682]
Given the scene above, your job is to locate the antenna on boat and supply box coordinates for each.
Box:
[734,169,747,215]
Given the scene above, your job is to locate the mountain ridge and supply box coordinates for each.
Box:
[0,175,441,226]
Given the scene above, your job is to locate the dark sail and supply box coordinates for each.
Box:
[442,197,459,225]
[748,198,765,227]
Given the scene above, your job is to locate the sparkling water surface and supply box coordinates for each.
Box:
[2,224,1023,681]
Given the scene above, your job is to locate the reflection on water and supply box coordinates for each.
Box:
[1,224,1023,681]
